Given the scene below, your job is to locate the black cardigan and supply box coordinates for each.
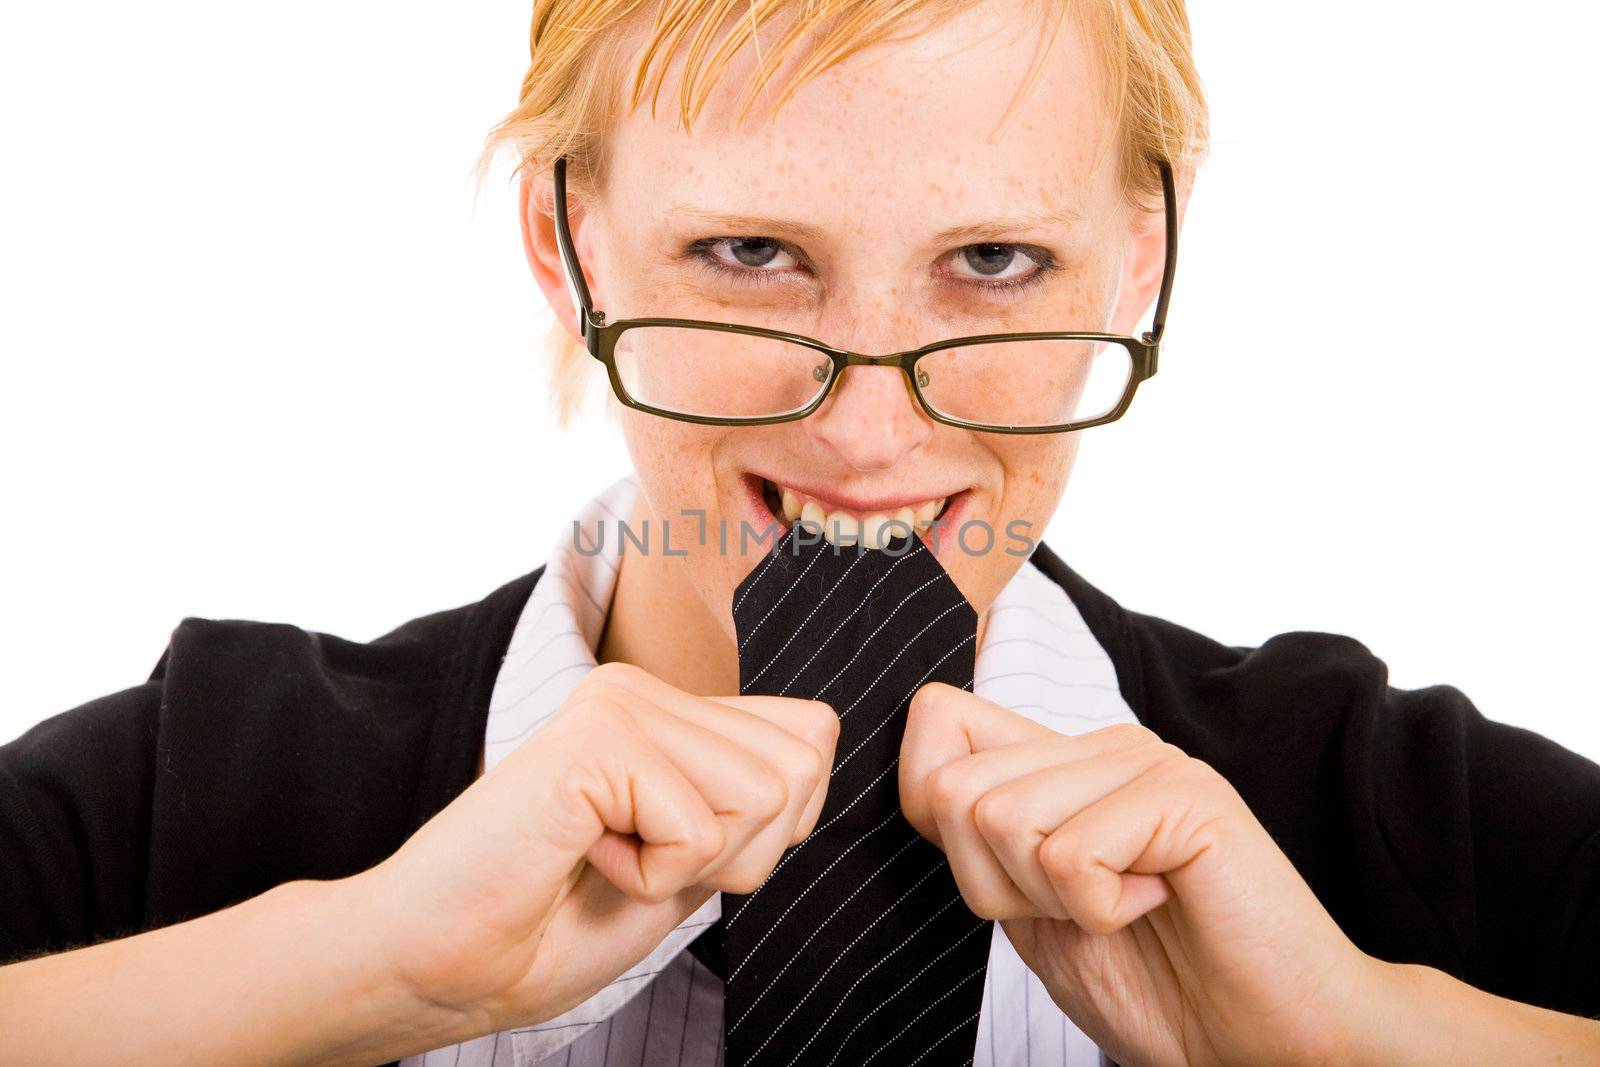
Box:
[3,542,1597,1033]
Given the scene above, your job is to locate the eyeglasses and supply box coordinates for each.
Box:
[550,155,1177,434]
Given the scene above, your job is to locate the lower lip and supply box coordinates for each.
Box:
[739,473,972,557]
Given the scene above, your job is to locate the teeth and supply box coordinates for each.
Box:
[767,479,950,548]
[860,513,889,550]
[825,511,859,546]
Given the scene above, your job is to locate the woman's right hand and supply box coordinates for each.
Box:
[353,661,839,1038]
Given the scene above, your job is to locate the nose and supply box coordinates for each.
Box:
[803,357,933,472]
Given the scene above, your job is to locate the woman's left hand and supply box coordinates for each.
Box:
[899,682,1378,1067]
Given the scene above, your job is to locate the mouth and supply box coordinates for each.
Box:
[749,473,960,549]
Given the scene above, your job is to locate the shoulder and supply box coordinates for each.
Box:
[142,565,546,830]
[1026,538,1571,802]
[1,566,545,947]
[1026,539,1389,740]
[150,567,541,704]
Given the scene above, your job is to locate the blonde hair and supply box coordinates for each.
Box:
[479,0,1208,425]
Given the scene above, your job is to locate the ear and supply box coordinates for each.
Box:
[1105,176,1192,337]
[519,175,597,342]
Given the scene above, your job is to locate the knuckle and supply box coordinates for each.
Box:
[907,683,953,725]
[566,695,632,736]
[1075,908,1123,936]
[588,660,646,685]
[768,735,817,784]
[715,860,771,895]
[744,766,789,823]
[971,790,1023,842]
[1102,722,1157,747]
[682,819,727,867]
[1153,740,1189,764]
[924,762,971,813]
[1152,751,1208,787]
[788,741,826,792]
[962,887,1012,921]
[808,702,841,743]
[1038,828,1084,876]
[634,876,677,905]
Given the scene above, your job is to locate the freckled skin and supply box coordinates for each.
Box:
[519,0,1180,696]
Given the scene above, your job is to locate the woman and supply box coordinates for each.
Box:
[1,1,1596,1065]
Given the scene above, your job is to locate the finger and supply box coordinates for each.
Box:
[921,739,1158,921]
[603,694,805,893]
[1038,757,1230,933]
[900,683,1048,840]
[708,695,839,841]
[903,701,1162,847]
[970,743,1182,919]
[563,700,734,903]
[591,663,838,844]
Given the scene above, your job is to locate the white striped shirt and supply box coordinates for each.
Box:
[403,474,1135,1067]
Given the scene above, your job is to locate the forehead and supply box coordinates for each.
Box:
[601,3,1119,224]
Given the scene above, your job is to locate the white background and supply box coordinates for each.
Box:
[2,2,1596,764]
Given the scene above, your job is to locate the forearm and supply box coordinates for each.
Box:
[0,872,482,1066]
[1350,958,1600,1067]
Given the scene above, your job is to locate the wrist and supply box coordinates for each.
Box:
[1326,954,1414,1067]
[1334,954,1600,1067]
[282,871,492,1066]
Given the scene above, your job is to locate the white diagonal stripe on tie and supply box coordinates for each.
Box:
[725,807,903,981]
[772,549,919,694]
[736,543,828,653]
[727,830,922,1026]
[739,866,958,1060]
[724,755,902,926]
[812,917,991,1067]
[857,967,988,1066]
[830,634,975,776]
[835,599,971,721]
[741,550,869,691]
[804,574,947,706]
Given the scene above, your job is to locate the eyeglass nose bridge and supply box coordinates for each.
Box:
[818,347,931,403]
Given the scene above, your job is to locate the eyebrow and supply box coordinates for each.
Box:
[667,203,1085,246]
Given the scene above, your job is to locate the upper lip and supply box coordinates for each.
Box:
[754,472,961,514]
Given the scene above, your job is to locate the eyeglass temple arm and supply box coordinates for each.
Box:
[552,156,598,343]
[1145,157,1179,347]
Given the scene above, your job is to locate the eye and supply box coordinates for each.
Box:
[691,237,804,280]
[945,243,1056,291]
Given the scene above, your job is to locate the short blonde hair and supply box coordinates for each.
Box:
[480,0,1208,425]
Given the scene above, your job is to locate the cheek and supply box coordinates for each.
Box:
[950,437,1076,608]
[621,414,713,499]
[618,414,754,636]
[1005,437,1076,511]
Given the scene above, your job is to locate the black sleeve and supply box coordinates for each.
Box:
[0,680,163,964]
[0,598,493,973]
[1112,609,1600,1020]
[1377,677,1600,1018]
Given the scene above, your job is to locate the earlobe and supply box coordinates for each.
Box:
[519,176,588,341]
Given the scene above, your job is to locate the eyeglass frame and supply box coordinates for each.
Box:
[549,154,1177,434]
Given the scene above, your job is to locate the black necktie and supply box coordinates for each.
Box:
[711,522,993,1067]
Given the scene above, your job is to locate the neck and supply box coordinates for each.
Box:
[596,490,741,697]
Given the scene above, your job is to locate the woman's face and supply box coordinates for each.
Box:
[526,2,1171,639]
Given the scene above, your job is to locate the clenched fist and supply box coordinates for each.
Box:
[354,661,839,1036]
[899,682,1375,1067]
